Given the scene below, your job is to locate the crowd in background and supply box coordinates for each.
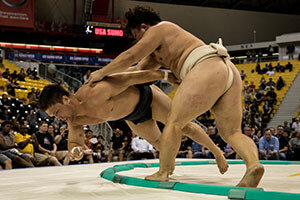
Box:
[0,60,300,170]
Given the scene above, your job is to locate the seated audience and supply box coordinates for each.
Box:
[35,121,62,166]
[292,118,300,132]
[15,124,56,166]
[240,70,246,80]
[276,76,285,90]
[0,121,34,168]
[177,136,193,158]
[131,134,156,160]
[285,62,293,72]
[2,68,10,79]
[18,68,26,81]
[266,78,275,89]
[259,129,279,160]
[276,125,289,160]
[108,128,125,162]
[289,131,300,160]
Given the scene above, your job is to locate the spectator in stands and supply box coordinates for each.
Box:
[286,44,295,60]
[269,127,276,136]
[84,129,94,150]
[0,121,34,168]
[267,45,274,56]
[274,63,282,73]
[83,69,91,84]
[262,64,268,74]
[35,121,62,166]
[122,135,133,161]
[265,88,277,106]
[259,129,279,160]
[255,63,261,74]
[243,103,251,117]
[10,70,18,80]
[6,77,19,96]
[248,81,256,92]
[224,144,236,159]
[26,67,33,76]
[289,131,300,160]
[285,62,293,72]
[108,128,125,162]
[47,124,56,138]
[265,78,275,90]
[253,113,262,129]
[276,125,289,160]
[283,121,292,133]
[192,141,203,158]
[0,109,10,121]
[27,88,37,105]
[244,89,252,104]
[276,76,285,91]
[18,68,26,82]
[177,136,193,158]
[292,118,300,132]
[253,89,264,105]
[207,125,226,152]
[268,63,274,71]
[243,80,249,91]
[131,133,155,160]
[243,126,259,146]
[2,68,10,79]
[53,125,70,165]
[35,89,41,101]
[266,68,275,76]
[0,151,12,169]
[259,77,267,90]
[262,101,273,123]
[93,136,106,162]
[15,124,54,166]
[240,70,246,80]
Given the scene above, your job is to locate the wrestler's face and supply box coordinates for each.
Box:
[46,96,75,121]
[131,24,149,41]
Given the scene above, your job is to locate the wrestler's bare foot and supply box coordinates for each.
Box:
[236,163,264,187]
[145,171,169,181]
[169,164,175,175]
[215,154,229,174]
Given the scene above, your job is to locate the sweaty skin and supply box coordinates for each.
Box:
[87,21,264,187]
[46,70,228,174]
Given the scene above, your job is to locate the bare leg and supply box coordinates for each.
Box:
[119,150,124,161]
[63,154,70,165]
[150,85,228,175]
[87,155,94,163]
[182,122,228,174]
[146,58,230,181]
[49,156,62,166]
[5,159,12,169]
[211,61,264,187]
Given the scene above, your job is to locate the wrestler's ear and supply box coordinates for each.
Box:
[62,95,71,105]
[141,23,149,30]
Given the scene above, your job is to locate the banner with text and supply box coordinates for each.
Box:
[0,0,35,28]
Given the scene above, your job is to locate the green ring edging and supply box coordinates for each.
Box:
[100,160,300,200]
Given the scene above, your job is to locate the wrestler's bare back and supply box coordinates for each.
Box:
[72,82,140,125]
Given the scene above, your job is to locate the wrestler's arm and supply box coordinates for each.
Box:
[67,122,85,156]
[126,55,161,72]
[88,25,164,83]
[104,70,170,97]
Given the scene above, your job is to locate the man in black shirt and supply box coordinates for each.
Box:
[35,121,62,166]
[108,128,125,162]
[276,125,288,160]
